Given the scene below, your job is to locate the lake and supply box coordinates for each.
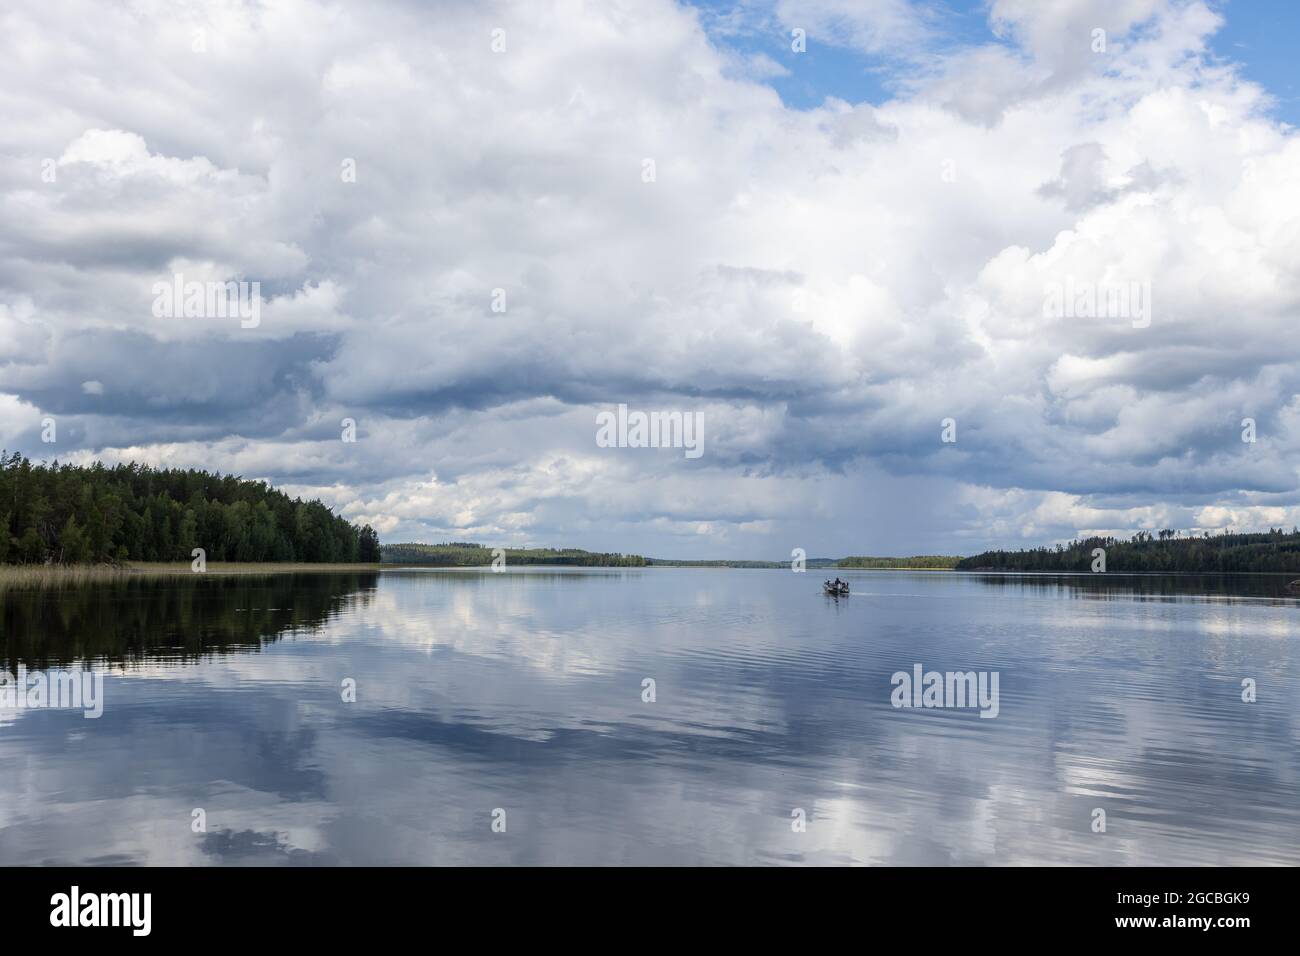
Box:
[1,568,1297,865]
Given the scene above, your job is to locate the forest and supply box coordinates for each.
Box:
[0,451,381,565]
[955,529,1300,573]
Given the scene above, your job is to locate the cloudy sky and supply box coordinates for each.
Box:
[2,0,1298,559]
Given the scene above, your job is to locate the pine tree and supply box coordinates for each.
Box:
[59,514,90,564]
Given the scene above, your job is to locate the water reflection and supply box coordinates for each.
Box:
[971,570,1300,603]
[0,568,1297,866]
[0,572,379,668]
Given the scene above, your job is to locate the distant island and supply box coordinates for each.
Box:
[383,542,647,566]
[382,544,960,570]
[639,555,960,569]
[387,533,1300,574]
[838,555,961,569]
[0,450,380,566]
[957,529,1300,573]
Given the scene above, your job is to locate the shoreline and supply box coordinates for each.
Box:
[0,562,382,591]
[4,562,1298,593]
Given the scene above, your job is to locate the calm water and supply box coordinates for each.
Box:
[1,568,1298,865]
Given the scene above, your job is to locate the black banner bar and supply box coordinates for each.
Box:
[0,866,1275,942]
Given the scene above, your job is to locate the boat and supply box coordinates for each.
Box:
[823,579,850,596]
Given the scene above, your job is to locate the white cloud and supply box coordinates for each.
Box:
[1,0,1297,556]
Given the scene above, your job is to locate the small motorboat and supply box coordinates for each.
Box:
[823,579,850,596]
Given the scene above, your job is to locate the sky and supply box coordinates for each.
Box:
[1,0,1298,559]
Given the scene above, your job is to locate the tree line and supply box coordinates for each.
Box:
[955,528,1300,573]
[383,542,648,566]
[838,555,961,569]
[0,451,381,565]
